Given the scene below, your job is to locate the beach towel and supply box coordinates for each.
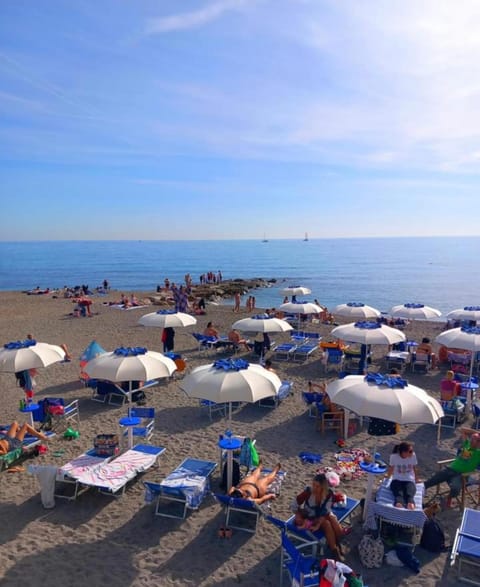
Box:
[158,467,210,508]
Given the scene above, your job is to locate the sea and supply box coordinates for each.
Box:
[1,237,479,316]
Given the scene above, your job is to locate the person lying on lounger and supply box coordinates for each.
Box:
[228,463,282,504]
[0,422,48,455]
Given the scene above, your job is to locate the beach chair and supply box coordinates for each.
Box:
[411,352,431,373]
[302,391,324,418]
[274,343,297,361]
[257,381,293,408]
[451,507,480,585]
[214,468,286,532]
[200,399,228,419]
[280,530,320,587]
[0,428,55,472]
[36,397,80,433]
[366,478,426,546]
[323,348,344,373]
[59,444,165,499]
[266,496,360,559]
[125,407,155,442]
[55,448,115,500]
[144,458,217,519]
[292,343,317,363]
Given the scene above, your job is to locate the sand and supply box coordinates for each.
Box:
[0,290,473,586]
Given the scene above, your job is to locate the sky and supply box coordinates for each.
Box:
[1,0,480,241]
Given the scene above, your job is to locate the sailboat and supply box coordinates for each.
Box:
[304,232,309,241]
[262,233,268,243]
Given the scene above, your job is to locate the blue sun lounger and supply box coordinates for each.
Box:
[0,428,55,471]
[266,496,360,556]
[451,507,480,585]
[144,457,217,519]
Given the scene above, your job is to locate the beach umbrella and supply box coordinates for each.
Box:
[279,302,322,328]
[180,359,281,420]
[390,303,442,320]
[232,315,293,334]
[331,321,406,373]
[180,358,282,490]
[281,286,311,297]
[79,340,106,382]
[446,306,480,323]
[327,373,444,519]
[332,302,381,320]
[435,326,480,410]
[84,346,177,402]
[0,339,65,372]
[138,309,197,328]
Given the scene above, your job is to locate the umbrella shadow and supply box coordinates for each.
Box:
[152,509,252,583]
[40,379,84,395]
[253,414,321,458]
[158,406,218,434]
[199,548,280,586]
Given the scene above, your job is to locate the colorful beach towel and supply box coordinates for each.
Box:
[331,448,370,481]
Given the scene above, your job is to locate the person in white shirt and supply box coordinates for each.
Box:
[386,441,419,510]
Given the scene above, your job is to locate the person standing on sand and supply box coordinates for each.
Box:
[233,292,241,312]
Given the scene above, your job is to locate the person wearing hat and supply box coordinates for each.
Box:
[424,428,480,508]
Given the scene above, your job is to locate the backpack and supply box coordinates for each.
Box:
[221,459,240,491]
[358,534,384,568]
[420,517,446,552]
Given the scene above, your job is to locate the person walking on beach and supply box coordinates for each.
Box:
[233,292,241,312]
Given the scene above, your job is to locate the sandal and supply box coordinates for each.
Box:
[341,527,353,536]
[218,527,226,538]
[224,528,233,539]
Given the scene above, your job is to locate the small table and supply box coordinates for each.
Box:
[119,416,141,449]
[360,460,387,521]
[19,403,40,427]
[218,435,242,491]
[461,380,479,412]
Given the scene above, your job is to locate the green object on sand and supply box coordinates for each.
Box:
[63,427,80,440]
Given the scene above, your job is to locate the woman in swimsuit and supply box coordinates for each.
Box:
[0,422,48,455]
[294,473,351,561]
[228,463,282,505]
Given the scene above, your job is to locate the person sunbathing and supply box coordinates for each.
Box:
[228,462,281,504]
[0,422,48,455]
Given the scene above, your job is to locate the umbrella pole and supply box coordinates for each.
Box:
[468,357,475,414]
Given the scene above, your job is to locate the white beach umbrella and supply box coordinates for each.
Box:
[281,286,311,296]
[333,302,381,320]
[0,339,65,372]
[279,302,322,315]
[327,373,443,520]
[138,309,197,328]
[180,359,282,490]
[232,315,293,334]
[331,321,406,374]
[390,303,442,320]
[331,321,406,346]
[180,359,281,409]
[446,306,480,323]
[327,374,443,426]
[84,347,177,401]
[435,326,480,410]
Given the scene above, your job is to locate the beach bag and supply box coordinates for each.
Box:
[420,518,446,552]
[358,534,384,568]
[94,434,119,457]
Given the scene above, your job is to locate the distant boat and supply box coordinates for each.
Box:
[262,233,268,243]
[304,232,309,241]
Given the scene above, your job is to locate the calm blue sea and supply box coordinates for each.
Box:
[0,237,479,315]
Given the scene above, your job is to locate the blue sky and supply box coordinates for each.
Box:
[1,0,480,240]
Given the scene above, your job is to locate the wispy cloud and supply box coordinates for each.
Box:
[145,0,248,35]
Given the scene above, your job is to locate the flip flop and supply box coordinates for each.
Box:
[218,527,226,538]
[7,466,25,473]
[53,449,65,457]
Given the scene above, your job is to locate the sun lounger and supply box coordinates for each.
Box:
[144,458,217,519]
[274,343,297,361]
[292,343,318,362]
[214,468,286,533]
[266,496,360,556]
[257,381,293,408]
[0,429,55,471]
[55,448,115,500]
[451,507,480,585]
[58,444,165,499]
[365,478,427,546]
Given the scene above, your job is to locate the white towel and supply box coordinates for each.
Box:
[28,465,58,509]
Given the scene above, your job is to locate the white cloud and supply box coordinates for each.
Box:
[145,0,248,34]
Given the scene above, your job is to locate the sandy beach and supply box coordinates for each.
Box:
[0,290,473,587]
